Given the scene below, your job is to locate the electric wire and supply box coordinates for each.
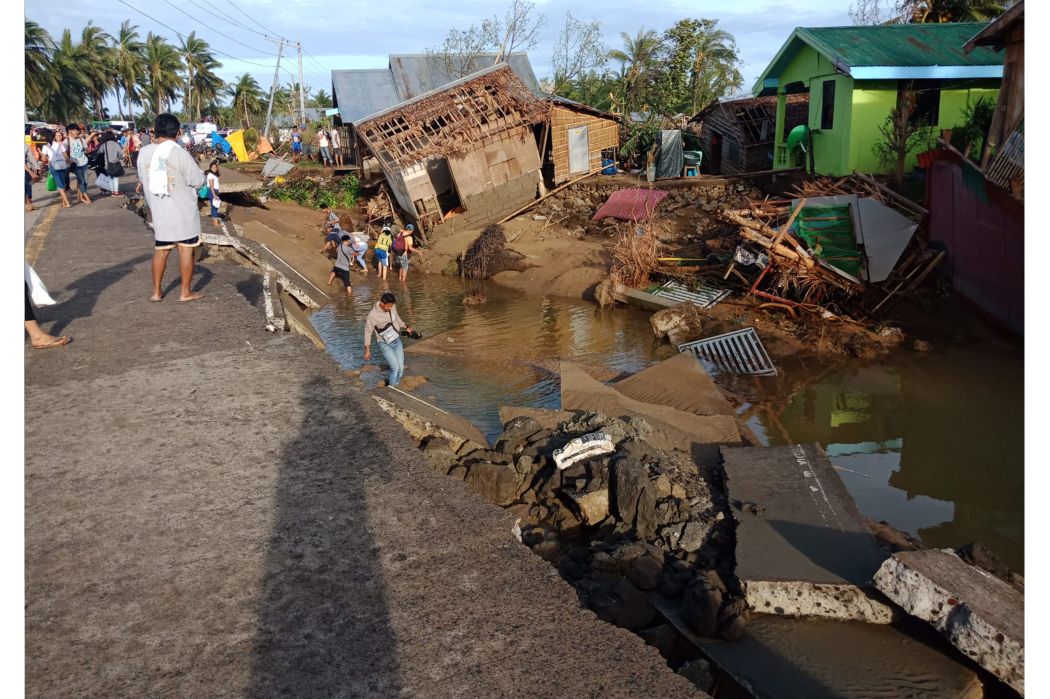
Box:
[116,0,277,70]
[160,0,272,56]
[193,0,266,37]
[227,0,285,41]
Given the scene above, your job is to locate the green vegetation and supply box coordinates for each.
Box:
[269,172,359,210]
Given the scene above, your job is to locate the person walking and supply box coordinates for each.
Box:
[25,141,40,212]
[318,127,332,166]
[137,113,207,302]
[329,126,343,167]
[40,129,72,209]
[205,160,221,228]
[349,229,369,275]
[66,124,92,205]
[392,223,423,282]
[373,224,394,281]
[363,292,415,388]
[326,233,356,297]
[96,131,124,197]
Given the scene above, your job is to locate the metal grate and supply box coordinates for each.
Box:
[678,327,777,376]
[653,280,731,309]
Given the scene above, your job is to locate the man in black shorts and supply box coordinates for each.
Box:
[326,234,355,296]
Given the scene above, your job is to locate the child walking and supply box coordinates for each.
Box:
[206,161,221,227]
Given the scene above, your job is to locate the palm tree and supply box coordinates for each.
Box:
[310,88,331,107]
[900,0,1005,22]
[230,73,265,128]
[39,30,90,123]
[25,20,56,114]
[76,23,114,120]
[608,29,664,117]
[180,32,222,121]
[686,20,744,113]
[143,33,183,116]
[113,21,145,120]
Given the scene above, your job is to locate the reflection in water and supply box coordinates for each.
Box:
[311,274,1024,572]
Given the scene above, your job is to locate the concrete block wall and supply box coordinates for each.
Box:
[427,170,541,238]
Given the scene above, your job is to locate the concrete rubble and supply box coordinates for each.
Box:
[873,549,1025,695]
[721,443,893,623]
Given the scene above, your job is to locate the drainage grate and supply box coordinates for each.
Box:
[653,280,731,309]
[679,327,777,376]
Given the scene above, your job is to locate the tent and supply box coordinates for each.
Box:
[210,131,232,155]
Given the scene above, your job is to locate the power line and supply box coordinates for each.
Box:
[192,0,265,37]
[227,0,285,40]
[160,0,272,56]
[116,0,277,70]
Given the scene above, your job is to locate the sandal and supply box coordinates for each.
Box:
[32,336,71,349]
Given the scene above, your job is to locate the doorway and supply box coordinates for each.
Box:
[426,158,461,214]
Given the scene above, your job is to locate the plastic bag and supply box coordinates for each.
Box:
[24,263,56,306]
[95,173,112,190]
[198,184,210,199]
[46,172,56,191]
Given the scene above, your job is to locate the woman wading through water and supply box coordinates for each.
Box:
[363,292,417,388]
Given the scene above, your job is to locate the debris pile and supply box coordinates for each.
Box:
[421,409,749,648]
[459,223,528,279]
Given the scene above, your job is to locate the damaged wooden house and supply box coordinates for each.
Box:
[353,63,551,232]
[689,94,808,175]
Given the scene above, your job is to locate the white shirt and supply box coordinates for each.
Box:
[318,132,329,148]
[42,142,68,169]
[329,129,340,148]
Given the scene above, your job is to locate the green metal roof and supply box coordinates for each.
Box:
[754,23,1005,94]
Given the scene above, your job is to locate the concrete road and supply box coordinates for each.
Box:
[24,196,705,697]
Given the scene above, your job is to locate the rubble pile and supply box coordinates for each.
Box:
[420,410,748,655]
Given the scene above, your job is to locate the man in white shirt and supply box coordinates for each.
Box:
[137,114,208,302]
[329,127,343,167]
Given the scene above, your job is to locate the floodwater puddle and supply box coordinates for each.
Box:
[310,273,1024,572]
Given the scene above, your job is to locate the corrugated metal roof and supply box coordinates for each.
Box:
[332,53,543,127]
[332,69,400,124]
[801,23,1002,67]
[754,22,1004,92]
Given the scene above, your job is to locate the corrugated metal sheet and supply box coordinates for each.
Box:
[927,157,1024,335]
[802,23,1002,68]
[333,53,543,127]
[653,280,730,309]
[332,69,400,124]
[679,328,777,376]
[591,189,669,221]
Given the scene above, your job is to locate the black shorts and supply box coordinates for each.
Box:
[331,267,351,286]
[155,236,201,250]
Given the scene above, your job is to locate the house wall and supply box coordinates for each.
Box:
[771,42,1001,176]
[849,81,1000,174]
[447,127,541,196]
[550,106,620,184]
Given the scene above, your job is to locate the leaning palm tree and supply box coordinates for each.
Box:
[230,73,265,128]
[191,63,225,121]
[608,29,664,117]
[25,20,57,114]
[77,23,115,120]
[143,32,183,116]
[113,21,146,121]
[180,32,222,121]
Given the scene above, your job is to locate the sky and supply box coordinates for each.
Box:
[24,0,852,110]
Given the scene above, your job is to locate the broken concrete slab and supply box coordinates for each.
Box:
[692,614,984,699]
[613,352,735,418]
[372,387,489,453]
[553,431,615,470]
[873,549,1024,695]
[560,362,741,457]
[721,443,892,623]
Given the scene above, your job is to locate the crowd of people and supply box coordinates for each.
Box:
[318,209,423,296]
[289,124,345,167]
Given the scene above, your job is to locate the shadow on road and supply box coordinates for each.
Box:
[248,376,403,697]
[44,254,151,336]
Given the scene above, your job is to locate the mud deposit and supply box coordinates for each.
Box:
[310,274,1024,572]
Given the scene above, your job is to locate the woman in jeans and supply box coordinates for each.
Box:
[40,129,71,208]
[362,292,416,387]
[65,124,92,205]
[97,131,123,196]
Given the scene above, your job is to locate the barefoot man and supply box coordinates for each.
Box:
[137,113,207,302]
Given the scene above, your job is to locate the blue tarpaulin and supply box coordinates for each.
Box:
[210,132,232,155]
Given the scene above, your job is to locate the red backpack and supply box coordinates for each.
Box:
[392,231,408,253]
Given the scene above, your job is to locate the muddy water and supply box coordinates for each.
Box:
[310,275,1024,572]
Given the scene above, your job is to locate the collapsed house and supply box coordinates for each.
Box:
[689,94,808,175]
[353,63,550,232]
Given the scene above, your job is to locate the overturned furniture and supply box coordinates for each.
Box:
[354,63,549,233]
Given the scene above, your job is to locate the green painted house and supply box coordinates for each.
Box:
[754,23,1004,176]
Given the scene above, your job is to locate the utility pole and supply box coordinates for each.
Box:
[263,39,285,140]
[297,42,307,127]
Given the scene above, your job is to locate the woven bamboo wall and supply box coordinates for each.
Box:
[550,106,619,184]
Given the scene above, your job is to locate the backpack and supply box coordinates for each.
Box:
[392,231,408,254]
